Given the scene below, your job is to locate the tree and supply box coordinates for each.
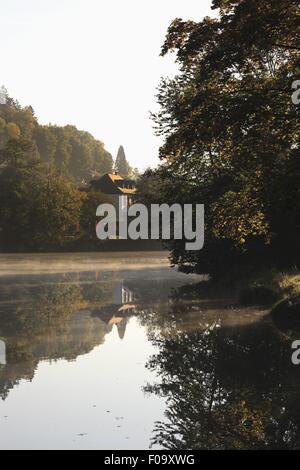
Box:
[0,86,9,105]
[92,140,114,176]
[0,117,8,148]
[33,126,57,165]
[6,122,21,140]
[115,145,131,177]
[141,0,300,275]
[0,170,83,251]
[29,171,83,249]
[0,138,83,250]
[69,135,93,183]
[80,191,112,241]
[0,138,41,175]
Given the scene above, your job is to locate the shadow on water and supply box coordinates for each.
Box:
[0,268,299,449]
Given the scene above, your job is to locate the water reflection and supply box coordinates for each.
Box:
[0,340,5,365]
[143,284,300,450]
[0,269,194,403]
[0,267,299,449]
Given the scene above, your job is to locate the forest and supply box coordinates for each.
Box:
[0,86,114,183]
[0,87,135,251]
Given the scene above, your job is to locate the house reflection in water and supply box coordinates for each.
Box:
[114,280,134,305]
[92,281,136,340]
[0,340,6,365]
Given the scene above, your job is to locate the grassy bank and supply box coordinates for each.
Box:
[236,269,300,332]
[237,269,300,306]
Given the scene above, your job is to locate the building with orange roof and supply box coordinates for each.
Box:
[90,171,136,208]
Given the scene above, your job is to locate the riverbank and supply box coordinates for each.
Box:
[237,270,300,306]
[235,270,300,333]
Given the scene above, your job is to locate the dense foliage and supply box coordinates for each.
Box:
[138,0,300,275]
[0,86,113,183]
[0,88,115,250]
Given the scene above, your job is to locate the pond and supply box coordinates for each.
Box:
[0,253,299,450]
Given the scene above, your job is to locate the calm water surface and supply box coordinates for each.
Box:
[0,253,299,450]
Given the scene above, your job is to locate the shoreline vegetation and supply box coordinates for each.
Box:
[134,0,300,332]
[210,268,300,333]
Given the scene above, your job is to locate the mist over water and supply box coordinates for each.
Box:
[0,252,172,276]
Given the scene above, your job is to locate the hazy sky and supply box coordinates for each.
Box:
[1,0,214,170]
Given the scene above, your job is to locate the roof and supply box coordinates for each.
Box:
[118,187,136,195]
[108,174,136,194]
[108,173,124,182]
[90,173,137,195]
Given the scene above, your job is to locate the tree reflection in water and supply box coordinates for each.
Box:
[143,284,300,450]
[1,273,300,450]
[0,273,132,400]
